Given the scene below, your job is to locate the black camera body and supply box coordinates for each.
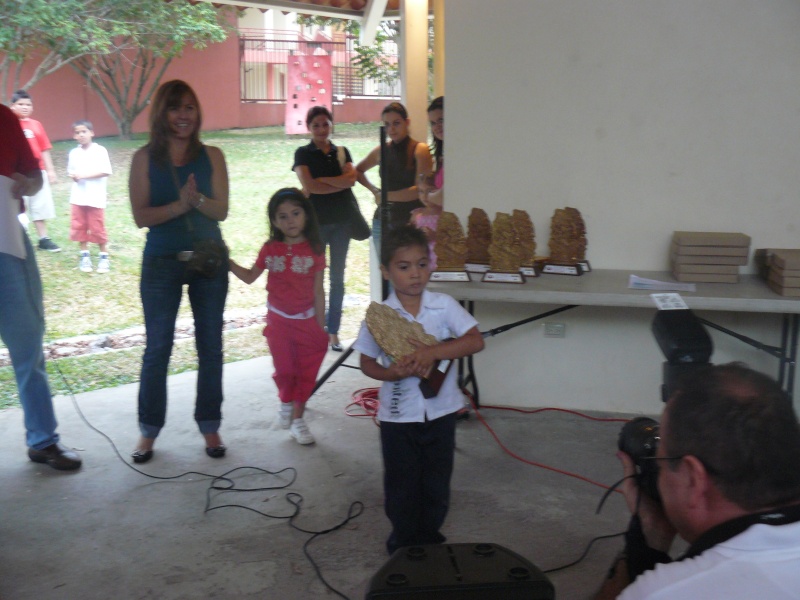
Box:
[618,417,661,501]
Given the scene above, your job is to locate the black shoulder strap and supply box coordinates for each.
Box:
[684,503,800,559]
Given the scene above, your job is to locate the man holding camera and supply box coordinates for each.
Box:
[595,363,800,599]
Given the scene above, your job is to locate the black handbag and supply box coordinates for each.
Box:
[337,146,371,241]
[348,198,371,241]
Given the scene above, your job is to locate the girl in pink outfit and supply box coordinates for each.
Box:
[229,188,327,445]
[413,97,445,270]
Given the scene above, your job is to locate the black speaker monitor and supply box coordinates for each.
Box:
[366,543,555,599]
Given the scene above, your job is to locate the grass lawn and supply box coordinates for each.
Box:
[0,123,383,408]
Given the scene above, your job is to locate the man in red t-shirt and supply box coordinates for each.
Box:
[10,89,61,252]
[0,103,82,470]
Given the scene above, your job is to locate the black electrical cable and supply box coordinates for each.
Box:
[204,482,364,599]
[542,531,625,574]
[46,355,362,600]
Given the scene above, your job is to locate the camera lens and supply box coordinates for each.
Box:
[618,417,661,501]
[618,417,659,458]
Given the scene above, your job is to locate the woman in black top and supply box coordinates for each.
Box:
[356,102,433,253]
[293,106,358,352]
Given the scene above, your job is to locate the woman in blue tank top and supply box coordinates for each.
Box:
[128,80,230,464]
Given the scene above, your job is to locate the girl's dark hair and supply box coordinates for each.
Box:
[382,101,408,120]
[427,96,444,172]
[267,188,323,255]
[147,80,203,166]
[306,105,333,127]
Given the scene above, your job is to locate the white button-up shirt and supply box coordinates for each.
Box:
[354,289,479,423]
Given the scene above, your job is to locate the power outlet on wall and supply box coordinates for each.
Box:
[544,322,566,338]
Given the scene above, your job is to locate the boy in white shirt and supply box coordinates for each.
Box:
[354,225,485,554]
[67,120,112,273]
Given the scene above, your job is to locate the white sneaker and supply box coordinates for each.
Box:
[96,255,110,273]
[79,253,93,272]
[290,418,315,445]
[278,403,293,429]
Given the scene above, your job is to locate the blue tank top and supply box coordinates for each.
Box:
[144,146,222,256]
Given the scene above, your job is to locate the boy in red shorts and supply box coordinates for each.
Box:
[67,120,112,273]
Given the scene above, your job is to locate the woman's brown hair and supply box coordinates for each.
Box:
[147,80,203,166]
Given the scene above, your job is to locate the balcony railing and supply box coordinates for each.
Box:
[239,33,400,103]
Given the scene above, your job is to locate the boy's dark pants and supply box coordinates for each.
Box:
[380,412,458,555]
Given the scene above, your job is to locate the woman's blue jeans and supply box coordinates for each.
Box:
[138,255,228,439]
[319,222,350,336]
[0,231,60,449]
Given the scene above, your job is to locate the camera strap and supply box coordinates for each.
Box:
[624,514,672,580]
[682,502,800,560]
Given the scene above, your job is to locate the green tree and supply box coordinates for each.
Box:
[69,1,232,138]
[0,0,117,102]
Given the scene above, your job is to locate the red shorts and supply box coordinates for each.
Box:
[70,205,107,244]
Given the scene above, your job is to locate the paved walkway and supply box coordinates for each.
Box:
[0,352,633,599]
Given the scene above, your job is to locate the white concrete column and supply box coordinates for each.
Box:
[433,0,445,97]
[400,0,429,140]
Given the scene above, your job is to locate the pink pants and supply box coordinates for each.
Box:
[264,311,328,405]
[70,205,107,244]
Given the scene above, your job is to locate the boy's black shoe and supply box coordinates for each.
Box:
[38,237,61,252]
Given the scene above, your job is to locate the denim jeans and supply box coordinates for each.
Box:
[319,221,351,336]
[138,254,228,439]
[0,231,59,449]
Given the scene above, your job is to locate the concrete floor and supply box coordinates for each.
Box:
[0,350,638,600]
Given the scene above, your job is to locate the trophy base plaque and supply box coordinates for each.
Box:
[520,264,539,278]
[466,262,491,273]
[482,270,525,283]
[542,262,584,276]
[578,260,592,273]
[430,269,470,282]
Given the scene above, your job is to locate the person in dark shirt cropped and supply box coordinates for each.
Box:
[0,103,82,470]
[293,106,359,352]
[356,102,432,255]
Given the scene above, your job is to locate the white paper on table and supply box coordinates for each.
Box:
[628,274,696,293]
[650,293,689,310]
[0,175,26,259]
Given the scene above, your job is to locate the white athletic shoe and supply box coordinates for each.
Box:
[96,255,110,273]
[79,253,93,273]
[278,403,293,429]
[290,418,315,445]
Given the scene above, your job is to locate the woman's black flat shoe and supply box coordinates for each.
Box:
[131,449,154,464]
[206,445,226,458]
[331,342,343,352]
